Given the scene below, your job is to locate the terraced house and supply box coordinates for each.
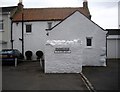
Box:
[11,0,106,68]
[0,6,16,49]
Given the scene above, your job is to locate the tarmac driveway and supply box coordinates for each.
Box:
[2,61,88,90]
[82,59,119,91]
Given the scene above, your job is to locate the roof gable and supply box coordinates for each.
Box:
[47,10,105,32]
[12,7,91,22]
[45,11,106,42]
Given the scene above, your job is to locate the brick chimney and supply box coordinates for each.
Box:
[17,0,23,11]
[83,0,88,8]
[83,0,91,19]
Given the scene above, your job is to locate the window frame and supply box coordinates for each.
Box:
[26,24,32,33]
[86,37,93,48]
[47,22,52,29]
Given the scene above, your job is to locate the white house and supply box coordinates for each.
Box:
[12,1,91,57]
[118,1,120,29]
[46,11,106,67]
[11,0,106,71]
[0,6,17,50]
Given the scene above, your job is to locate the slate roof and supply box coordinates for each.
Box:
[1,6,17,13]
[106,29,120,35]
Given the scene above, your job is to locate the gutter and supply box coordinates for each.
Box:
[10,18,13,49]
[21,13,24,56]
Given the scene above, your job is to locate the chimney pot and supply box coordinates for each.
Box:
[83,0,88,8]
[18,0,23,11]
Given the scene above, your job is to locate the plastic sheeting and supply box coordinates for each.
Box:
[45,39,83,73]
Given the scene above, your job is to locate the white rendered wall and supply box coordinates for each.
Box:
[13,11,106,66]
[45,40,83,73]
[48,11,106,66]
[13,21,59,59]
[0,14,11,49]
[13,22,22,52]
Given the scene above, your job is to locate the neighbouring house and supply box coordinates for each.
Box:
[106,29,120,59]
[118,1,120,29]
[11,0,106,72]
[0,6,17,50]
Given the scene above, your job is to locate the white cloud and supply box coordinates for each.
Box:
[1,0,18,7]
[89,0,119,2]
[89,2,118,29]
[23,0,83,8]
[91,7,118,29]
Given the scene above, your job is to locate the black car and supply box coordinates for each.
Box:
[0,49,24,65]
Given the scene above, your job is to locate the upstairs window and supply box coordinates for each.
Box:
[0,20,3,31]
[48,22,52,29]
[86,37,92,46]
[26,24,32,33]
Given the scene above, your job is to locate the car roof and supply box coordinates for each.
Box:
[2,49,18,51]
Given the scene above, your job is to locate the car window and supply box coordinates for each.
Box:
[1,50,13,54]
[0,51,2,54]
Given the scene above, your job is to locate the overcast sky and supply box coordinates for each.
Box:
[1,0,119,29]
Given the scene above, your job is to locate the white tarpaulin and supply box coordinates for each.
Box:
[45,39,83,73]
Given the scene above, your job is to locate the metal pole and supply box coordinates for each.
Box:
[10,18,13,49]
[15,58,17,67]
[22,12,24,56]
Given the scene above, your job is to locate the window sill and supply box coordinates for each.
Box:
[0,30,4,32]
[85,46,93,49]
[25,33,32,35]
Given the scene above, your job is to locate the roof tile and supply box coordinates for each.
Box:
[12,7,91,21]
